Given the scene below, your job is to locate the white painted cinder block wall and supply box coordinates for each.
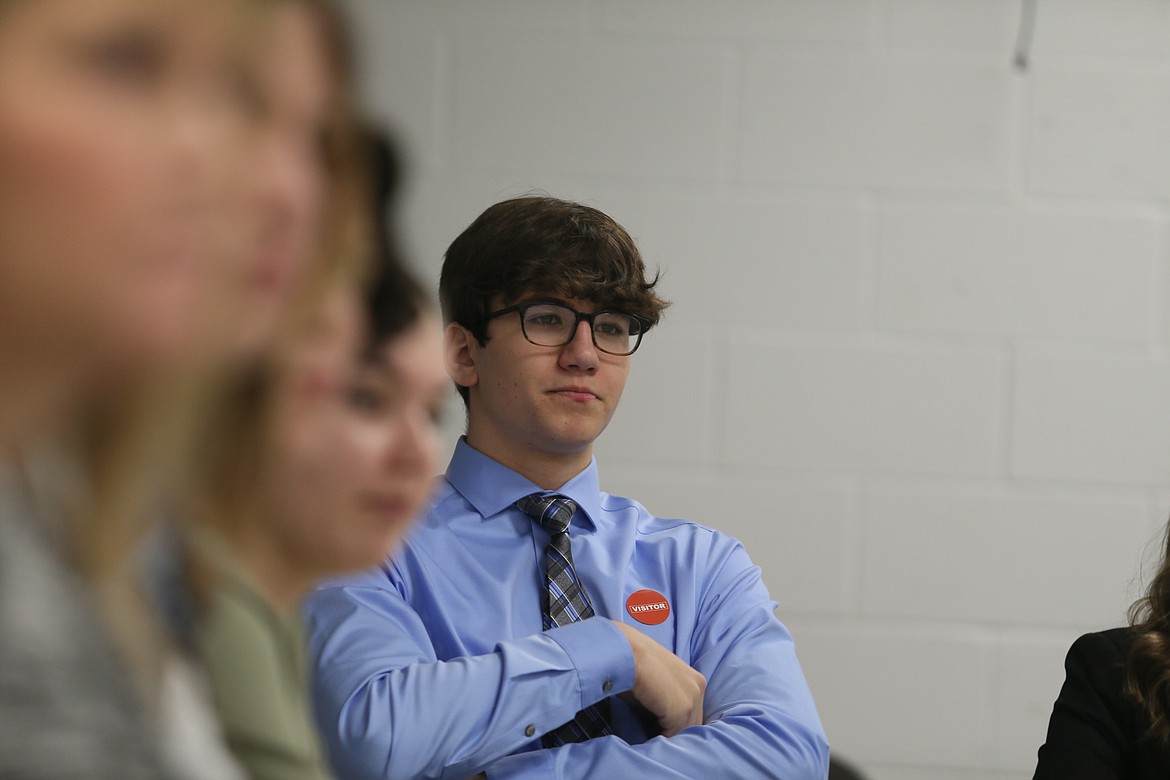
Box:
[340,1,1170,777]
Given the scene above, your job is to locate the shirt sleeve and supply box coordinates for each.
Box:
[304,576,635,780]
[1033,631,1133,780]
[482,538,829,780]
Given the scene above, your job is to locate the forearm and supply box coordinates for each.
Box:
[485,615,828,779]
[483,711,828,780]
[308,587,634,780]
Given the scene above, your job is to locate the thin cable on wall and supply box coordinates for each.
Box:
[1013,0,1038,71]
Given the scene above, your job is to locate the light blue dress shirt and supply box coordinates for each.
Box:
[305,439,828,779]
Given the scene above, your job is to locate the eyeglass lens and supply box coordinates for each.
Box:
[521,303,641,355]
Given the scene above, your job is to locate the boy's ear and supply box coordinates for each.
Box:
[444,323,479,391]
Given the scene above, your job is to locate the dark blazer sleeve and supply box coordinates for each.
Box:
[1034,629,1137,780]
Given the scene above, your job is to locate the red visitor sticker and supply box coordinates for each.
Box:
[625,589,670,625]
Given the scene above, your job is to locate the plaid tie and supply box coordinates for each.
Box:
[516,492,613,746]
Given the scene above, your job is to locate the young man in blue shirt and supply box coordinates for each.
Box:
[305,196,829,779]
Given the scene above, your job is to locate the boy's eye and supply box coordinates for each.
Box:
[527,313,565,328]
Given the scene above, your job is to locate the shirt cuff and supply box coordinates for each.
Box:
[544,617,635,710]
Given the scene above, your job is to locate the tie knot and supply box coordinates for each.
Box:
[516,493,579,536]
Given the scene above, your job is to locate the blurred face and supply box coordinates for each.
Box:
[451,295,631,474]
[234,0,334,354]
[265,305,448,580]
[0,0,246,378]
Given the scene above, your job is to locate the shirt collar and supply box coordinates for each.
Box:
[445,438,601,531]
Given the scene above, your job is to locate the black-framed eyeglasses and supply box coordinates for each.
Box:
[479,300,651,356]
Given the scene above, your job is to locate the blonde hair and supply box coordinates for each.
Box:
[65,0,372,703]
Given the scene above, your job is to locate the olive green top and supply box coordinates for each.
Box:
[193,533,335,780]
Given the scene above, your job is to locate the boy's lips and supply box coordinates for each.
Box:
[550,386,599,401]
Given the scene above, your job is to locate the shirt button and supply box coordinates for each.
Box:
[602,679,614,693]
[525,724,536,737]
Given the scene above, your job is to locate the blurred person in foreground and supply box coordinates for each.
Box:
[0,0,245,451]
[150,0,393,776]
[0,0,254,776]
[187,129,449,779]
[0,0,377,776]
[306,195,829,779]
[1035,523,1170,778]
